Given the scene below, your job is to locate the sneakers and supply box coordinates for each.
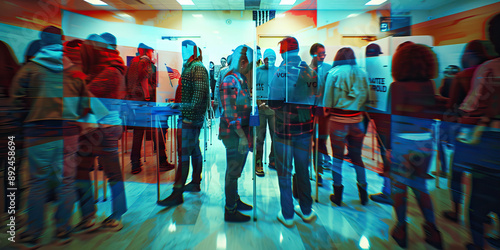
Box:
[369,193,393,205]
[294,205,316,223]
[72,215,99,234]
[100,217,123,232]
[157,188,184,207]
[184,182,201,192]
[159,161,175,172]
[277,211,294,228]
[224,208,250,222]
[236,199,253,211]
[256,163,265,177]
[423,222,443,249]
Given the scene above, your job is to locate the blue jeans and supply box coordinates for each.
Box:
[174,122,203,188]
[24,121,80,237]
[76,126,127,220]
[274,133,313,219]
[222,135,249,210]
[256,107,275,165]
[437,120,459,173]
[329,120,367,187]
[314,115,332,173]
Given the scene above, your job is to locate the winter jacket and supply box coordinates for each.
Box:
[81,42,127,126]
[10,44,90,125]
[126,55,155,101]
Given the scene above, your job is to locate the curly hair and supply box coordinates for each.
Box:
[392,43,438,82]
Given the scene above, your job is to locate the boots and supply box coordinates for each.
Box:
[423,221,443,249]
[224,207,250,222]
[157,188,184,207]
[357,183,368,205]
[292,174,299,199]
[236,198,253,211]
[330,185,344,206]
[391,223,407,248]
[443,201,459,222]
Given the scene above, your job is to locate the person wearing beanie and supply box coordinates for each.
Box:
[39,25,63,47]
[73,33,128,233]
[126,42,174,174]
[365,42,393,206]
[216,45,254,222]
[255,48,278,177]
[100,32,117,50]
[268,37,318,228]
[158,40,209,206]
[309,43,332,187]
[11,26,90,247]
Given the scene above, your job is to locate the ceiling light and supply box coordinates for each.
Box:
[365,0,387,5]
[118,13,131,17]
[84,0,108,5]
[277,14,286,18]
[192,14,203,18]
[347,14,359,18]
[279,0,296,5]
[176,0,195,5]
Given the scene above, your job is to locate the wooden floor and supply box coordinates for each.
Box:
[1,119,499,249]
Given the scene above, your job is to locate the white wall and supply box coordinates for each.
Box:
[0,23,40,64]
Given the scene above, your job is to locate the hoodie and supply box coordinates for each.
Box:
[10,44,90,125]
[81,40,127,126]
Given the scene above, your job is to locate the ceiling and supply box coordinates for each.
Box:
[65,0,459,11]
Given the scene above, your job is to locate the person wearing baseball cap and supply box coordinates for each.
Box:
[268,36,318,228]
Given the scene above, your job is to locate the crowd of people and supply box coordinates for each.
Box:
[0,12,499,250]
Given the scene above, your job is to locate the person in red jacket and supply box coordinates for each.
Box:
[126,43,174,174]
[73,34,128,233]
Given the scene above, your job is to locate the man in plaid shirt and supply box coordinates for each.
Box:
[218,45,254,222]
[268,37,319,227]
